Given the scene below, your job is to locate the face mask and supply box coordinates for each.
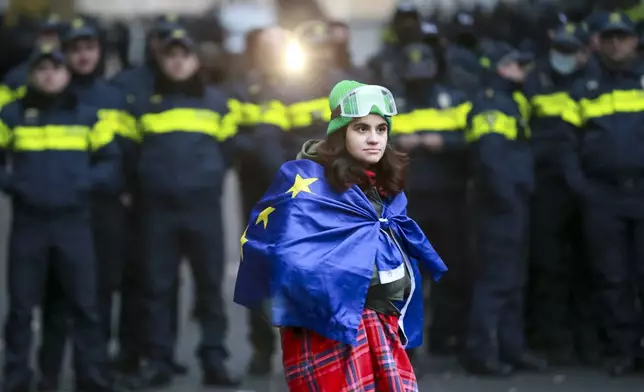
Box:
[549,50,577,75]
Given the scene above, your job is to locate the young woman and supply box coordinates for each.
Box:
[234,80,447,391]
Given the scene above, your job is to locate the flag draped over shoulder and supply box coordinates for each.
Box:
[234,159,447,346]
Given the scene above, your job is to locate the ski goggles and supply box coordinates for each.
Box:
[336,85,398,118]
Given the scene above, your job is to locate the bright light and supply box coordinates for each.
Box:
[284,40,306,72]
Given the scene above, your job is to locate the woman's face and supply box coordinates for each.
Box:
[345,114,388,165]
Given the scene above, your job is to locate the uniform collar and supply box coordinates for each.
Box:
[71,72,98,88]
[154,71,205,97]
[23,86,76,110]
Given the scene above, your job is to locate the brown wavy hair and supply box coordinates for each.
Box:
[315,128,409,195]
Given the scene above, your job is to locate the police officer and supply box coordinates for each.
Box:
[0,14,65,108]
[33,18,140,389]
[0,44,121,392]
[461,42,547,376]
[65,14,138,363]
[233,26,288,376]
[565,12,644,376]
[523,22,600,366]
[128,28,239,388]
[110,14,188,376]
[392,42,471,356]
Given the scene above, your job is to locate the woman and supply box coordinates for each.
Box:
[234,80,447,391]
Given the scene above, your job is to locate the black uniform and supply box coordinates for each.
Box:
[0,47,120,392]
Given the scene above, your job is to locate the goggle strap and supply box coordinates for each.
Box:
[331,106,343,119]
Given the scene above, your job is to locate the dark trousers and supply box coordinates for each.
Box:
[38,199,128,375]
[407,189,470,350]
[118,205,181,363]
[93,199,126,345]
[3,207,105,390]
[583,182,644,357]
[37,269,70,381]
[528,177,598,352]
[118,207,143,360]
[140,191,228,369]
[464,185,530,362]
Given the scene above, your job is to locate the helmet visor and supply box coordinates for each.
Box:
[338,85,397,118]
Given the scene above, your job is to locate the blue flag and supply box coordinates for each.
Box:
[234,159,447,346]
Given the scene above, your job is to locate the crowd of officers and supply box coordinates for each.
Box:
[374,2,644,380]
[1,2,644,392]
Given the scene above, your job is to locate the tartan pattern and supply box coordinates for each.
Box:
[281,308,418,391]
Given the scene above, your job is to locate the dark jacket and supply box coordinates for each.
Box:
[0,88,121,210]
[129,74,238,198]
[393,82,471,192]
[568,59,644,182]
[523,59,599,177]
[467,75,534,199]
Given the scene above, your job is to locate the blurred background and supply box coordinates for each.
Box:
[0,0,614,81]
[2,0,644,391]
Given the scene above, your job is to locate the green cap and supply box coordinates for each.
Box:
[326,80,392,135]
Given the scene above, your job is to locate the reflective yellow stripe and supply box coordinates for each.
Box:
[467,110,519,142]
[97,108,138,142]
[241,102,261,126]
[0,118,11,148]
[513,91,531,120]
[560,101,582,127]
[513,91,532,138]
[120,111,140,142]
[140,108,233,141]
[0,85,14,108]
[228,98,243,121]
[261,100,290,129]
[530,92,574,116]
[14,86,26,99]
[288,98,330,130]
[530,92,580,126]
[452,102,472,129]
[580,90,644,124]
[240,100,291,130]
[90,119,116,151]
[13,125,91,151]
[391,102,471,135]
[391,112,415,134]
[220,99,240,141]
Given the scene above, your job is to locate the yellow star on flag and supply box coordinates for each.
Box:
[256,206,276,229]
[240,226,249,260]
[285,174,318,198]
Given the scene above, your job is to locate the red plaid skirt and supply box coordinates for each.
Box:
[281,308,418,391]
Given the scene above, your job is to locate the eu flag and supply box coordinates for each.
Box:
[234,158,447,346]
